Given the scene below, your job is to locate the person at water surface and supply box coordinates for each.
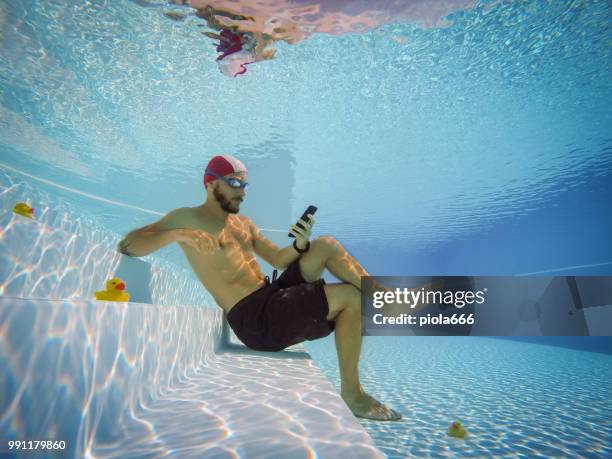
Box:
[117,154,402,421]
[165,5,277,76]
[196,5,279,60]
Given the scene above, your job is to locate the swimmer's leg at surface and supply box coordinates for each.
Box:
[202,31,222,40]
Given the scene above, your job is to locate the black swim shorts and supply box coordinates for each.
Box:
[226,258,335,352]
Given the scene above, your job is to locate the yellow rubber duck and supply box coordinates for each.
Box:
[13,202,35,219]
[95,277,130,302]
[448,421,467,438]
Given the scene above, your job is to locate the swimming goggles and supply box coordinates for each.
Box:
[205,169,249,189]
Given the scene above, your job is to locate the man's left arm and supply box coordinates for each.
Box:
[248,217,314,269]
[248,220,300,269]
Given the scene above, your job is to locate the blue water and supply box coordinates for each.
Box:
[1,0,611,274]
[1,0,612,457]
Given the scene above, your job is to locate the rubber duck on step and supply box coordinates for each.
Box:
[13,202,35,219]
[95,277,130,302]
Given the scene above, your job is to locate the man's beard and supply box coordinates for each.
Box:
[214,188,241,213]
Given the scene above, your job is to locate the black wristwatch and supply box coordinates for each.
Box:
[293,239,310,254]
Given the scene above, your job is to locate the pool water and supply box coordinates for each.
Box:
[1,0,612,457]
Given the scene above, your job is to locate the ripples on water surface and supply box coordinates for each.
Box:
[1,0,610,256]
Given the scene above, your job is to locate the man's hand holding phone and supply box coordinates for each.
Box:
[289,214,315,249]
[289,206,317,250]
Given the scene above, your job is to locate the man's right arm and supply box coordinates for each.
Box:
[117,209,185,257]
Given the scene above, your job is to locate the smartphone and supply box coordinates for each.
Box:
[288,205,318,238]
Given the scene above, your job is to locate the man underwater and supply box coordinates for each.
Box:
[118,154,401,421]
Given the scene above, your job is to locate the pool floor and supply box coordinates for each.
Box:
[305,336,612,458]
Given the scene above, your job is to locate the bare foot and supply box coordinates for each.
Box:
[341,390,402,421]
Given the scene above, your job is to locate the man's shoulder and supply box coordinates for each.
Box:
[159,207,197,228]
[168,208,252,227]
[165,208,254,229]
[235,214,252,224]
[234,214,255,230]
[166,207,193,220]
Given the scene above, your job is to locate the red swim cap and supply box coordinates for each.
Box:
[203,155,247,188]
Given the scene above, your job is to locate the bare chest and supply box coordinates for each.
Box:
[186,215,253,252]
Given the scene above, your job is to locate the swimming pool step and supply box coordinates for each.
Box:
[0,210,213,307]
[0,297,384,458]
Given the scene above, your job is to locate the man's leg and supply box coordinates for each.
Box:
[298,236,441,311]
[298,236,368,289]
[324,283,402,421]
[295,238,400,420]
